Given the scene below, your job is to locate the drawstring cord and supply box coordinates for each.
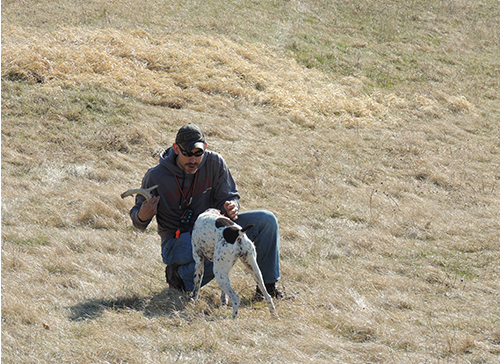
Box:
[174,171,198,238]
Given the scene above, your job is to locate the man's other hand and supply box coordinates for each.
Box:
[138,195,160,222]
[224,201,239,220]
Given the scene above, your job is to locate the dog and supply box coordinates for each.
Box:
[190,208,277,319]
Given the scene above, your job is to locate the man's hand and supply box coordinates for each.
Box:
[224,201,239,220]
[138,195,160,222]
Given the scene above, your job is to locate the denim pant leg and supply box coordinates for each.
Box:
[161,232,214,291]
[236,210,281,284]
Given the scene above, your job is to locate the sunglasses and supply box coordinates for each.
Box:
[178,144,205,157]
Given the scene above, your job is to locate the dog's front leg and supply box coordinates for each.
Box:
[220,291,228,306]
[241,254,277,317]
[213,256,240,319]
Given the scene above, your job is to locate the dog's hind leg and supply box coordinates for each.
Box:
[191,255,205,301]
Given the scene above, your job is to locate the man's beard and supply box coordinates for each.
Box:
[182,162,199,174]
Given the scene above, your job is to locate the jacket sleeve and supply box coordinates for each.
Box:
[129,173,154,231]
[130,200,150,231]
[212,154,240,213]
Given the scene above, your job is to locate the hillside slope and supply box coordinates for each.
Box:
[2,1,500,363]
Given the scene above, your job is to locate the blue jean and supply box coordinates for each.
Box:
[161,210,280,291]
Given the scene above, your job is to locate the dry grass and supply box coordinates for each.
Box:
[1,26,393,129]
[2,0,500,363]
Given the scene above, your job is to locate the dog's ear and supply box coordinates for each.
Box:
[241,224,255,234]
[223,226,241,244]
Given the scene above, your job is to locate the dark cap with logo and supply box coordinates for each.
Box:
[175,123,206,151]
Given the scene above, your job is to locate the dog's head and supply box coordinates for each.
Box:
[222,224,255,244]
[215,217,254,244]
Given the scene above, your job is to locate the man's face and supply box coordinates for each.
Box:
[174,143,206,174]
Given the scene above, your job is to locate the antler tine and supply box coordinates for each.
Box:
[121,185,159,201]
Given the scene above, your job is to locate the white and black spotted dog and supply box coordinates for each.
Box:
[190,208,277,319]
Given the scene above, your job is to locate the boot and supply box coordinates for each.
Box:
[165,265,185,291]
[254,282,284,301]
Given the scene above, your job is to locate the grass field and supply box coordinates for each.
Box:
[2,0,500,363]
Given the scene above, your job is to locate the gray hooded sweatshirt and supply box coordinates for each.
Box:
[129,147,240,246]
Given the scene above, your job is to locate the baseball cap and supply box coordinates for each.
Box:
[175,123,206,151]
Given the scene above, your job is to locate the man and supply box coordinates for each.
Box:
[129,123,283,299]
